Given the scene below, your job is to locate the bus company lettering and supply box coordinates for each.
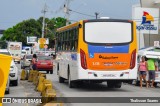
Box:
[99,55,118,59]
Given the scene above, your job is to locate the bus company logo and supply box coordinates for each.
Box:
[137,11,157,31]
[99,55,118,59]
[141,11,154,25]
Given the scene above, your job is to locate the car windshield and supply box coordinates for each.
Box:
[26,55,32,59]
[38,56,51,60]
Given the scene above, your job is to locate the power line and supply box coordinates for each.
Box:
[69,9,96,18]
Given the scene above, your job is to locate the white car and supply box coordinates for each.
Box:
[21,49,27,59]
[9,60,18,86]
[21,54,32,69]
[0,49,18,86]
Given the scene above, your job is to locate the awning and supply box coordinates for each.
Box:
[146,55,160,59]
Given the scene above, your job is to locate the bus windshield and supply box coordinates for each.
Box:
[84,22,132,44]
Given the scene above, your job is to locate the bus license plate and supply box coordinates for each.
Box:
[102,74,116,77]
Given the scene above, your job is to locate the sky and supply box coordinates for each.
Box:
[0,0,140,30]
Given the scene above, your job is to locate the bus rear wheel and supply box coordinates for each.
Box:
[107,81,122,88]
[59,76,65,83]
[114,82,122,88]
[68,73,74,88]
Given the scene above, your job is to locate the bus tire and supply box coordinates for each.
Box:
[68,73,74,88]
[107,81,114,88]
[59,76,65,83]
[114,82,122,88]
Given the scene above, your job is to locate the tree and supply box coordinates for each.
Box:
[1,17,67,47]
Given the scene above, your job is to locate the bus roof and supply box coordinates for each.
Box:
[56,21,80,32]
[56,19,134,32]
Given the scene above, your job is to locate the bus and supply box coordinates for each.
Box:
[55,19,137,88]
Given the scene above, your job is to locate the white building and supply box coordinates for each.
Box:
[133,0,160,49]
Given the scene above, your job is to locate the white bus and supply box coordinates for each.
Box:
[55,19,138,88]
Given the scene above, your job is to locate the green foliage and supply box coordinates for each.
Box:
[1,17,67,47]
[0,41,7,49]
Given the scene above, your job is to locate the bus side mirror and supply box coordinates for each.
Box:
[79,24,82,28]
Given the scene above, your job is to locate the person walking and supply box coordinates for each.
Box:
[138,56,148,88]
[31,54,37,70]
[147,58,156,88]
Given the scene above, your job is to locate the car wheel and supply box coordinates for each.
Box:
[50,70,53,74]
[46,71,49,74]
[13,79,18,86]
[5,88,10,94]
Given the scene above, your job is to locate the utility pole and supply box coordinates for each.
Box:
[95,12,99,19]
[41,3,48,38]
[64,0,71,25]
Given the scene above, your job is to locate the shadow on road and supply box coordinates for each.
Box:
[62,81,129,92]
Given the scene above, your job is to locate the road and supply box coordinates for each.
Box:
[3,63,160,106]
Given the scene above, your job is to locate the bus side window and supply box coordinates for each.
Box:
[74,28,78,50]
[75,40,78,50]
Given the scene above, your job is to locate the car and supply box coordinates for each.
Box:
[36,55,53,74]
[0,49,19,86]
[5,78,10,94]
[9,60,18,86]
[21,49,27,59]
[0,49,11,56]
[13,54,21,64]
[21,54,32,69]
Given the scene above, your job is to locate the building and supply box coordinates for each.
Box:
[133,0,160,49]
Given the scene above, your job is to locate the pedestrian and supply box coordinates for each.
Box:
[31,54,37,70]
[147,58,157,88]
[138,56,148,88]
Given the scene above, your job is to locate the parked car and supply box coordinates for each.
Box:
[21,54,32,69]
[5,78,10,94]
[21,49,27,59]
[9,60,18,86]
[0,49,18,86]
[0,49,11,56]
[36,55,53,74]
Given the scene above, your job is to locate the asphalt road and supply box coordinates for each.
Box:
[3,63,160,106]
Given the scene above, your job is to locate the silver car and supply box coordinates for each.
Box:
[21,54,32,69]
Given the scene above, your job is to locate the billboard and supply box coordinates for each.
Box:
[27,36,37,44]
[38,38,49,44]
[133,7,159,34]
